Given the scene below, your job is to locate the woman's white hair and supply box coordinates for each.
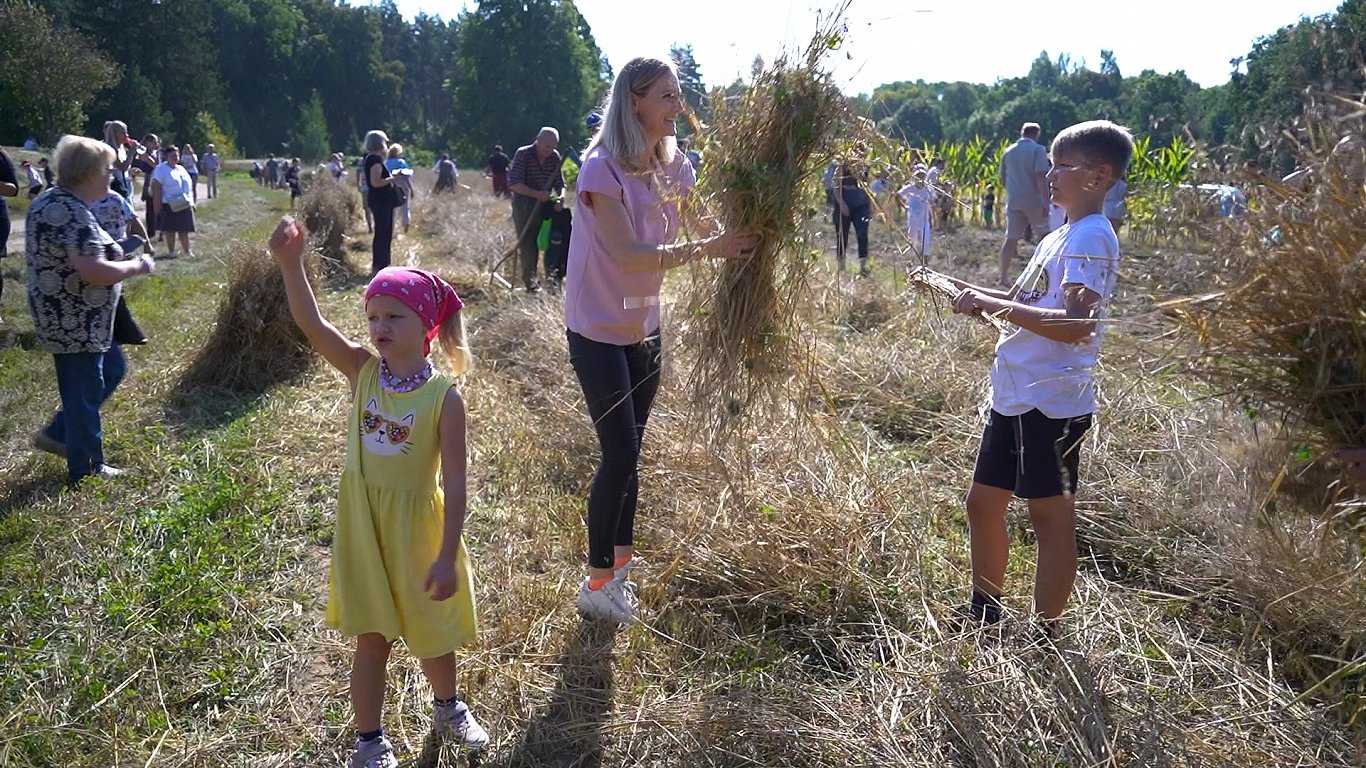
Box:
[588,56,678,172]
[363,130,389,154]
[53,135,115,187]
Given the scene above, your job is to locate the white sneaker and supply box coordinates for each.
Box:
[614,556,641,597]
[433,700,490,750]
[348,736,398,768]
[577,577,637,624]
[613,556,641,582]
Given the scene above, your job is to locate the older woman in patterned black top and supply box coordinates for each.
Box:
[26,136,156,483]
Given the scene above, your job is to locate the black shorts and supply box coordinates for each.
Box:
[972,409,1092,499]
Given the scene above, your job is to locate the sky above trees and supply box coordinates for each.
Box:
[384,0,1341,95]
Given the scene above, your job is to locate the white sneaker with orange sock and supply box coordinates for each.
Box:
[577,576,636,624]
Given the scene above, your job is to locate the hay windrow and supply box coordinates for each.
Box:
[1167,100,1366,458]
[681,11,850,448]
[174,239,316,397]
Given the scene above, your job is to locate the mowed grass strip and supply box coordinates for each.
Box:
[0,182,1361,766]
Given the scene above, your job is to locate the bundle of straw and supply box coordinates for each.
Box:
[683,10,850,441]
[176,240,316,394]
[1167,110,1366,454]
[298,179,359,281]
[907,266,1012,333]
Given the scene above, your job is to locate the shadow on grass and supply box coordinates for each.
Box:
[0,327,38,351]
[479,620,618,768]
[163,380,280,432]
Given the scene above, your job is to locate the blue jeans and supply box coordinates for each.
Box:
[567,329,662,570]
[47,346,126,481]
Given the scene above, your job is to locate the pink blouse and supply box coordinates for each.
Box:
[563,145,696,345]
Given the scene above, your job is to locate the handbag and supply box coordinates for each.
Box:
[168,191,193,212]
[390,180,408,207]
[113,295,147,345]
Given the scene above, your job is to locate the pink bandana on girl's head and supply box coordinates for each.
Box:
[364,267,464,354]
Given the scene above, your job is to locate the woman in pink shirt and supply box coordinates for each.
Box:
[565,56,755,624]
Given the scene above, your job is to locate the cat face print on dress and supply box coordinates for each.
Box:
[362,397,416,456]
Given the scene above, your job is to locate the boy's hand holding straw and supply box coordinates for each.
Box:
[907,265,1012,332]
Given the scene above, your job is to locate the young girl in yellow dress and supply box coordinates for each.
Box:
[270,218,487,768]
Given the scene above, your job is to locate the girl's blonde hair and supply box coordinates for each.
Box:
[588,56,678,172]
[388,143,404,158]
[435,311,472,375]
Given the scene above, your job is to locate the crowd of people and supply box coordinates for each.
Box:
[6,59,1363,768]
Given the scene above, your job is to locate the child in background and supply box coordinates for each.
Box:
[941,120,1134,639]
[385,144,415,234]
[271,218,488,767]
[88,177,149,347]
[23,160,43,197]
[896,165,935,264]
[982,187,997,229]
[38,158,53,189]
[1103,176,1128,235]
[285,158,302,209]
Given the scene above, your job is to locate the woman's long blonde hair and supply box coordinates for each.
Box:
[588,56,678,173]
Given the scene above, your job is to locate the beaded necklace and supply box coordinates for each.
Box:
[379,357,433,393]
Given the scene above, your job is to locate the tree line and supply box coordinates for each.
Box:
[0,0,608,166]
[0,0,1360,174]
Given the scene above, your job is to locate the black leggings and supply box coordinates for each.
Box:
[370,201,394,273]
[567,329,662,569]
[834,203,871,264]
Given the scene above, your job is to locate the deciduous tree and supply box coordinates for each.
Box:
[0,1,120,145]
[449,0,606,162]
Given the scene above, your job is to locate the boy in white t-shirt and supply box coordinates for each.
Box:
[942,120,1134,638]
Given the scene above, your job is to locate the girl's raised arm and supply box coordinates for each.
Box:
[269,218,371,384]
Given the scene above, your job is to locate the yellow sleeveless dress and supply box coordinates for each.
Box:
[325,357,476,658]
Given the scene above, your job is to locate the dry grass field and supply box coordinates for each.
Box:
[0,173,1362,767]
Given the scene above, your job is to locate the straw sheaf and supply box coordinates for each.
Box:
[174,239,317,395]
[681,14,850,447]
[298,178,360,282]
[1167,113,1366,455]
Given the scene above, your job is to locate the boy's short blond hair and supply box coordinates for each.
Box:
[1051,120,1135,179]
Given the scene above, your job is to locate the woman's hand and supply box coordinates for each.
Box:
[268,217,307,266]
[424,557,459,601]
[709,229,761,259]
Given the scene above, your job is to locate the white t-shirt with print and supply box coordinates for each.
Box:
[990,213,1120,419]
